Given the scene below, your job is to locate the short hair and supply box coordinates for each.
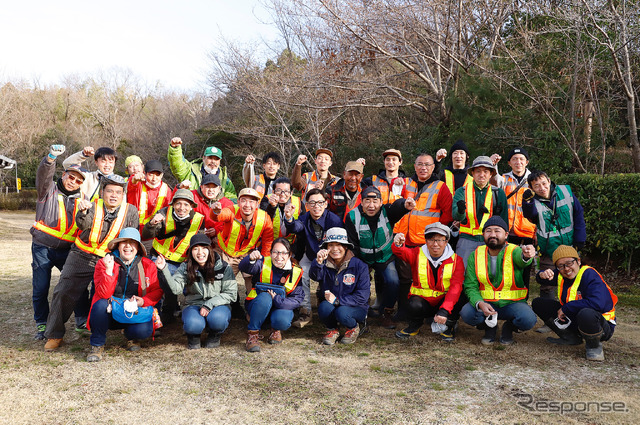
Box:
[274,177,292,188]
[271,237,292,254]
[305,188,326,202]
[527,170,550,186]
[262,151,282,165]
[94,147,118,162]
[415,153,433,162]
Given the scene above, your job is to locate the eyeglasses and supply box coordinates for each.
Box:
[426,238,447,244]
[557,259,577,270]
[307,200,326,207]
[65,174,84,183]
[274,189,291,195]
[271,251,289,257]
[415,162,434,168]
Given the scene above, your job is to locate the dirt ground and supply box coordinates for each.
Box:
[1,210,639,425]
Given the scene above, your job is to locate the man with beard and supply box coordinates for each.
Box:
[460,217,537,345]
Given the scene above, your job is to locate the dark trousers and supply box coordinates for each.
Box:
[531,297,614,341]
[407,294,467,326]
[44,249,98,339]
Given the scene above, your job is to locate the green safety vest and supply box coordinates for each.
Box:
[534,185,574,257]
[349,207,393,264]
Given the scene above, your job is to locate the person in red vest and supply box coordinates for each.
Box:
[211,188,274,299]
[291,148,339,210]
[242,151,282,204]
[127,160,173,237]
[326,161,366,222]
[44,174,139,351]
[186,173,234,235]
[532,245,617,361]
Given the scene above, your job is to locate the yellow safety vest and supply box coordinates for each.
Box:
[33,194,80,242]
[152,207,204,263]
[138,183,170,225]
[476,244,527,301]
[245,257,303,300]
[558,265,617,322]
[410,249,456,299]
[460,184,493,237]
[272,196,301,242]
[74,199,128,257]
[217,206,267,257]
[444,169,472,196]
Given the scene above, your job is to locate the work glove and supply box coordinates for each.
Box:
[456,200,466,214]
[523,189,534,201]
[480,206,490,215]
[48,144,66,160]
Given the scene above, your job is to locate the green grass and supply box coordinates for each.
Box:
[616,286,640,308]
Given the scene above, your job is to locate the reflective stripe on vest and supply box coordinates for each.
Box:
[217,206,267,257]
[444,170,472,195]
[351,207,393,264]
[32,194,80,242]
[74,200,128,257]
[460,184,493,237]
[410,249,455,299]
[405,181,443,244]
[152,207,204,262]
[273,196,301,241]
[138,183,170,225]
[503,175,535,238]
[371,175,390,204]
[558,265,617,322]
[246,257,303,300]
[534,185,574,240]
[253,174,267,199]
[476,244,527,301]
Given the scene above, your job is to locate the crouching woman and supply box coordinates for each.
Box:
[157,233,236,349]
[87,228,163,362]
[311,227,370,345]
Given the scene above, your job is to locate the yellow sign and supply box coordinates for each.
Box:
[17,178,21,190]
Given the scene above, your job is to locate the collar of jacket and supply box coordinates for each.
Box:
[326,250,354,272]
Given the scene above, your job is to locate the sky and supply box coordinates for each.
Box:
[0,0,279,92]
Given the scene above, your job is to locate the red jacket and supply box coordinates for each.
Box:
[127,180,173,231]
[190,189,233,232]
[392,244,464,313]
[87,256,163,329]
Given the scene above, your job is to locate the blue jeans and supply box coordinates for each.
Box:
[460,301,537,331]
[246,292,294,331]
[318,301,367,329]
[299,254,313,311]
[31,242,90,326]
[181,304,231,335]
[89,298,153,346]
[372,260,400,309]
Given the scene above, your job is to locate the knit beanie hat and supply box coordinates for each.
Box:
[552,245,579,264]
[450,140,470,157]
[482,216,508,233]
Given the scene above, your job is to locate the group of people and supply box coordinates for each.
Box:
[31,137,617,362]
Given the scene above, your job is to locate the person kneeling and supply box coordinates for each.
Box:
[311,228,371,345]
[240,238,304,352]
[87,228,163,362]
[157,234,237,349]
[532,245,617,361]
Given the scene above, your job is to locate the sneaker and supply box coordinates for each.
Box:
[341,324,360,344]
[268,329,282,345]
[440,323,456,342]
[205,332,222,349]
[126,340,141,352]
[75,323,90,336]
[293,308,312,328]
[395,322,421,340]
[187,334,201,350]
[481,326,497,345]
[381,308,396,329]
[86,345,104,362]
[322,329,340,345]
[34,324,46,341]
[44,338,63,352]
[246,330,262,352]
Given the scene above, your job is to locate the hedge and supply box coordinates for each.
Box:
[554,173,640,270]
[0,190,37,210]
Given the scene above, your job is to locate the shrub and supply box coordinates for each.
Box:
[0,190,37,210]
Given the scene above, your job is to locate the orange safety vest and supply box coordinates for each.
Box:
[217,206,268,257]
[272,196,301,242]
[252,174,268,199]
[460,184,493,237]
[370,175,391,204]
[302,171,337,210]
[245,257,303,300]
[75,199,128,257]
[32,195,80,243]
[475,244,528,301]
[138,182,170,226]
[558,265,617,322]
[444,169,472,196]
[152,207,205,262]
[393,181,444,245]
[503,175,536,238]
[409,249,457,299]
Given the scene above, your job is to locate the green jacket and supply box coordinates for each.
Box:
[453,182,508,242]
[464,243,532,308]
[167,145,237,201]
[160,255,237,311]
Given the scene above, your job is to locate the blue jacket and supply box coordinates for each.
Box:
[310,251,370,311]
[284,209,344,258]
[239,256,304,310]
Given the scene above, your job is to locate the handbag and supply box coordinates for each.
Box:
[255,282,286,298]
[110,261,153,324]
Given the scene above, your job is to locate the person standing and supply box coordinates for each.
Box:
[291,148,339,210]
[63,146,119,201]
[365,149,410,204]
[127,160,173,233]
[243,151,282,202]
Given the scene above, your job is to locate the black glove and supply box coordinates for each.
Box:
[523,189,534,201]
[436,308,449,318]
[574,242,584,251]
[480,206,490,215]
[457,200,466,214]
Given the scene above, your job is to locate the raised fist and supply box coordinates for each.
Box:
[178,180,191,189]
[245,154,256,164]
[490,153,502,165]
[316,249,329,264]
[49,145,66,159]
[404,197,416,211]
[296,154,307,166]
[82,146,95,157]
[150,213,165,225]
[523,189,534,201]
[78,199,93,212]
[155,255,166,270]
[170,137,183,148]
[284,203,296,220]
[249,250,262,261]
[436,148,447,162]
[394,233,406,247]
[102,254,115,275]
[521,244,536,259]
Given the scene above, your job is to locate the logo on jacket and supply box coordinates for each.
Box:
[343,274,356,285]
[215,273,224,280]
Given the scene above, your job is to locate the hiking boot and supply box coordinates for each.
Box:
[126,340,141,352]
[535,325,552,333]
[381,308,396,329]
[246,330,262,352]
[322,329,340,345]
[395,321,422,340]
[187,334,201,350]
[293,308,312,328]
[580,329,605,361]
[268,329,282,345]
[205,332,222,348]
[481,326,497,345]
[44,338,63,352]
[341,324,360,344]
[500,321,517,345]
[440,320,457,342]
[86,345,104,362]
[34,324,46,341]
[544,319,583,345]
